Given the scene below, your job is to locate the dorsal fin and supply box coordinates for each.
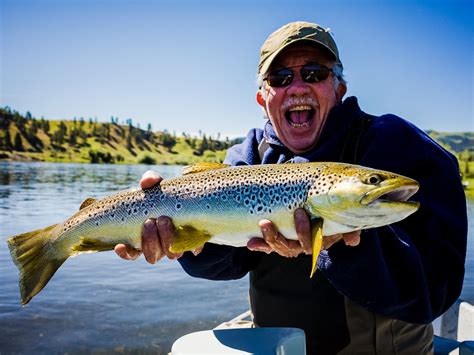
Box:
[182,162,230,175]
[79,198,97,210]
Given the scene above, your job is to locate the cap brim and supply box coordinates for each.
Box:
[259,38,338,77]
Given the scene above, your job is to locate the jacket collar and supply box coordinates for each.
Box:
[262,96,364,159]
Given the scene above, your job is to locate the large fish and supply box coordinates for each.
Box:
[7,162,420,305]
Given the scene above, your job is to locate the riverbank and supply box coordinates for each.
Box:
[0,142,227,166]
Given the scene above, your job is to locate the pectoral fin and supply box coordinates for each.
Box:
[169,224,212,253]
[72,237,117,253]
[310,218,323,278]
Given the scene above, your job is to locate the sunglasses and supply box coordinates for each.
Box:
[264,64,335,88]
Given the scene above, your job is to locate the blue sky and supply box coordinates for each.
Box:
[1,0,472,138]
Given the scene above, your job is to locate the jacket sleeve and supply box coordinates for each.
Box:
[177,129,263,280]
[318,115,467,323]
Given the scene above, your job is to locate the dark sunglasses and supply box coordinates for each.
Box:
[264,64,335,88]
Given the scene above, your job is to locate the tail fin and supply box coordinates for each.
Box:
[7,224,68,305]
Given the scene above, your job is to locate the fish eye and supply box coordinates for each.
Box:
[366,174,383,185]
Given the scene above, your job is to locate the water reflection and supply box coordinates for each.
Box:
[0,162,248,353]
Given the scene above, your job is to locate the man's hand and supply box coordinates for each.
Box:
[114,170,184,264]
[247,208,361,257]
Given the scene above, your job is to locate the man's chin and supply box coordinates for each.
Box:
[284,136,318,154]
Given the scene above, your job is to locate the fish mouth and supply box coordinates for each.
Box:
[360,180,420,207]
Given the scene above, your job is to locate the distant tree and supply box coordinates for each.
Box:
[59,121,67,135]
[80,117,85,127]
[198,134,209,155]
[44,120,50,134]
[89,150,114,164]
[78,128,88,146]
[69,129,77,145]
[25,111,32,120]
[4,128,12,150]
[27,121,38,139]
[89,150,99,163]
[106,124,111,140]
[160,130,176,150]
[14,133,24,151]
[139,155,156,165]
[126,131,133,150]
[51,123,67,145]
[101,152,114,163]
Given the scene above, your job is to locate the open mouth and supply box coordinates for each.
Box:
[361,183,420,206]
[285,105,315,128]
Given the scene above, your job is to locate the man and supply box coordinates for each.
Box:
[115,22,467,354]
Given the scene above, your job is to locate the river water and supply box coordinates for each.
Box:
[0,162,472,353]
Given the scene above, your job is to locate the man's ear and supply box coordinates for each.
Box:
[336,81,347,102]
[256,91,266,107]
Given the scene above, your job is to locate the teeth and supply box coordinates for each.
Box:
[288,105,312,112]
[289,121,310,128]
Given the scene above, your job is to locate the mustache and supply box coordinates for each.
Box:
[282,96,319,111]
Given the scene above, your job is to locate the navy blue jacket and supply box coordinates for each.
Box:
[178,96,467,326]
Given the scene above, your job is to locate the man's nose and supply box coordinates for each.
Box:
[286,75,311,96]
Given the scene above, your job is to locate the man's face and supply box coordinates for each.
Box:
[259,44,346,154]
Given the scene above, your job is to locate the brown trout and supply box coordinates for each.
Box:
[7,162,420,305]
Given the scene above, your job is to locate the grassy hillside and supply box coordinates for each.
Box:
[0,107,473,197]
[426,130,474,153]
[0,108,240,165]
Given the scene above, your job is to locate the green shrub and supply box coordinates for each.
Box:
[139,155,156,165]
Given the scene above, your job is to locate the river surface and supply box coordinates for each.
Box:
[0,162,472,353]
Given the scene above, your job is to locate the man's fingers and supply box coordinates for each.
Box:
[343,230,361,246]
[157,216,182,259]
[114,243,141,260]
[322,234,343,250]
[140,170,163,189]
[322,230,361,250]
[247,237,273,254]
[294,208,312,254]
[258,220,302,257]
[142,219,163,264]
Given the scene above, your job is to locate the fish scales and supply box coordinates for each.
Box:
[61,163,324,250]
[7,162,421,304]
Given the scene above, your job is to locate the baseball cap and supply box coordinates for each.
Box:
[258,21,342,77]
